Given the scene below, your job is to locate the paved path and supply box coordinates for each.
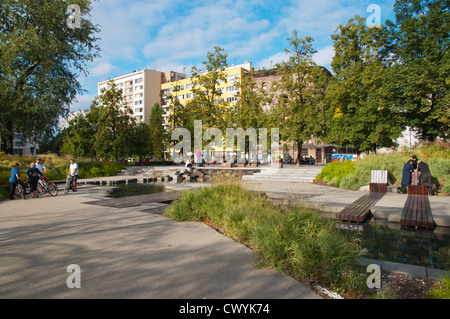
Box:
[0,185,320,299]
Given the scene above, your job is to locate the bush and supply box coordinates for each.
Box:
[316,146,450,194]
[164,181,364,289]
[427,273,450,299]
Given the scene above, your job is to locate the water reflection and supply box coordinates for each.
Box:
[107,183,165,198]
[337,220,450,270]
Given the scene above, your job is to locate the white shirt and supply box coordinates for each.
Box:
[70,163,79,176]
[36,163,46,174]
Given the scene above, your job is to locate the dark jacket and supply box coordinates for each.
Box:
[26,167,42,181]
[401,161,414,186]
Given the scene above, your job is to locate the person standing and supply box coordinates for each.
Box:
[9,163,21,200]
[417,159,434,195]
[26,162,42,198]
[69,159,78,192]
[35,157,47,175]
[398,159,414,194]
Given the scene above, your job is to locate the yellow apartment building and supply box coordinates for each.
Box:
[161,62,253,131]
[98,69,186,124]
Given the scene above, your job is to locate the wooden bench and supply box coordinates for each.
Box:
[336,170,387,223]
[400,185,435,229]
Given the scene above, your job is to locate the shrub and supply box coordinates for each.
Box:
[427,273,450,299]
[164,181,364,289]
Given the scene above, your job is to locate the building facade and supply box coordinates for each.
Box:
[160,62,252,131]
[98,69,186,124]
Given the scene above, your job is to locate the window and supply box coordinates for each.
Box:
[135,78,143,84]
[125,80,133,86]
[226,97,239,103]
[226,86,238,92]
[135,108,143,113]
[186,93,195,99]
[135,85,143,91]
[135,93,143,99]
[135,100,143,105]
[186,83,194,90]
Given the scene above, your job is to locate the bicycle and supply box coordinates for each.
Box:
[14,179,27,200]
[64,173,73,194]
[38,176,59,197]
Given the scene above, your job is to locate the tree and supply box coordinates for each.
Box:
[235,72,270,129]
[385,0,449,141]
[0,0,100,153]
[190,46,230,131]
[325,16,404,152]
[149,103,166,159]
[270,30,330,165]
[60,114,96,158]
[91,80,136,160]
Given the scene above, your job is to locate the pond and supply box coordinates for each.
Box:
[337,221,450,270]
[106,182,165,198]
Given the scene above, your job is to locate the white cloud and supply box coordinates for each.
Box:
[312,45,334,68]
[88,62,117,78]
[256,51,291,69]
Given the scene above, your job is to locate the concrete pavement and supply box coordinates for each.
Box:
[0,185,321,299]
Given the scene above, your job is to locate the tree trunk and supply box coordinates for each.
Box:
[296,140,303,166]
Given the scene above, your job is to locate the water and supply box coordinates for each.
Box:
[338,221,450,270]
[106,182,165,198]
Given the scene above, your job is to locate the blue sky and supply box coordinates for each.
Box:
[72,0,397,111]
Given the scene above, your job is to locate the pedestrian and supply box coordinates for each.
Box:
[417,159,434,195]
[26,162,42,198]
[69,159,78,192]
[398,159,414,194]
[9,163,20,200]
[411,155,418,170]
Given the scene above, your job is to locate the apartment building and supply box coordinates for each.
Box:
[160,62,253,131]
[98,69,186,124]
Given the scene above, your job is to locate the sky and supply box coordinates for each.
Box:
[71,0,397,112]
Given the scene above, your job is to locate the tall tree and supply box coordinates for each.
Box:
[270,30,330,165]
[385,0,449,141]
[325,16,404,152]
[149,103,166,159]
[190,46,230,131]
[91,80,136,161]
[0,0,100,153]
[60,113,96,158]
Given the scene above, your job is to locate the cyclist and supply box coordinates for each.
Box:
[35,157,47,175]
[69,159,78,192]
[26,162,42,198]
[9,163,21,200]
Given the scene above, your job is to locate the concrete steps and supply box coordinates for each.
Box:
[242,166,324,183]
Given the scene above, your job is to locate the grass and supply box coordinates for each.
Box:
[164,179,368,294]
[316,145,450,194]
[427,273,450,299]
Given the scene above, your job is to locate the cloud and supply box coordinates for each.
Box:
[88,62,117,78]
[312,45,335,69]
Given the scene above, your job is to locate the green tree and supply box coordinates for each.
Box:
[190,46,230,131]
[0,0,100,153]
[149,103,166,159]
[325,16,404,152]
[385,0,449,141]
[270,30,330,164]
[236,72,270,129]
[91,80,136,160]
[60,113,96,158]
[132,122,153,160]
